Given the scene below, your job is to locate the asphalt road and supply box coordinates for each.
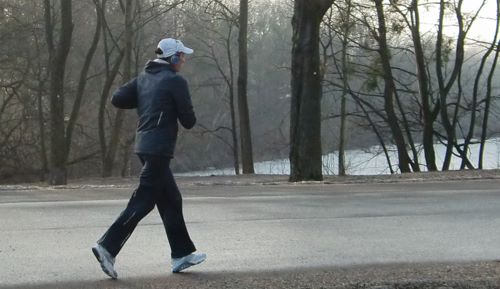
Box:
[1,177,500,288]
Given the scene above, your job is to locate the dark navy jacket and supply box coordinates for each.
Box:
[111,60,196,157]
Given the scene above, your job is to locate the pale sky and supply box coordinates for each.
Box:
[418,0,499,42]
[462,0,497,41]
[263,0,499,42]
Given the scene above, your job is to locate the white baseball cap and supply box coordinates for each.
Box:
[156,38,194,58]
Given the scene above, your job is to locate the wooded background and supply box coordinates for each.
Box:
[1,0,499,184]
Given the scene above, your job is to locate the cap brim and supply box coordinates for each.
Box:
[182,47,194,54]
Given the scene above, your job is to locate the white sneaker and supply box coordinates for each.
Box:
[92,244,118,279]
[171,252,206,273]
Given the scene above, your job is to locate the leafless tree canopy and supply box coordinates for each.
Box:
[0,0,499,184]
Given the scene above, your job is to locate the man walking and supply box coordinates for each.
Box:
[92,38,206,279]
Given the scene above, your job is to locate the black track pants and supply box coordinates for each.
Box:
[98,154,196,259]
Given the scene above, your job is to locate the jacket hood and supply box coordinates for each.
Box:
[144,60,175,74]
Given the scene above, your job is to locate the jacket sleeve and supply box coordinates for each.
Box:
[111,78,138,109]
[172,76,196,129]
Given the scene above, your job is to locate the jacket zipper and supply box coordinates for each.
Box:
[157,111,163,126]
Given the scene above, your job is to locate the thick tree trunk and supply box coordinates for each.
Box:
[238,0,254,174]
[289,0,332,182]
[374,0,411,173]
[45,0,73,185]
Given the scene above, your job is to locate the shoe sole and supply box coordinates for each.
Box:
[92,247,118,279]
[172,257,206,273]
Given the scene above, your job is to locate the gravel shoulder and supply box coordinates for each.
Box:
[2,169,500,190]
[1,170,499,203]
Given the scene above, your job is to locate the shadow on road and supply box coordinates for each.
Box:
[2,262,500,289]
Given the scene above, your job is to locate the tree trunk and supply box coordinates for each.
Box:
[102,0,133,177]
[338,81,347,176]
[37,80,48,181]
[394,89,420,172]
[102,111,124,177]
[200,22,240,175]
[226,27,240,175]
[238,0,254,174]
[45,0,73,185]
[230,86,240,175]
[289,0,333,182]
[479,34,500,168]
[338,0,352,177]
[436,0,466,171]
[97,0,124,177]
[410,0,439,171]
[390,0,438,171]
[374,0,411,173]
[454,71,474,170]
[358,98,395,174]
[342,74,396,174]
[98,48,124,169]
[65,0,101,161]
[120,136,135,177]
[466,0,499,168]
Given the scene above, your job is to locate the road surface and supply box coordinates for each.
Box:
[1,176,499,288]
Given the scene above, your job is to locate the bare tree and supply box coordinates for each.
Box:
[479,0,500,168]
[329,0,354,176]
[44,0,73,185]
[390,0,440,171]
[462,0,498,168]
[435,0,467,170]
[372,0,412,173]
[188,0,240,174]
[102,0,134,177]
[64,0,102,164]
[31,22,50,181]
[205,0,255,174]
[237,0,255,174]
[337,1,352,176]
[97,0,125,177]
[320,1,352,176]
[290,0,333,182]
[35,74,49,180]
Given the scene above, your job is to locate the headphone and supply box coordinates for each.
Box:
[155,47,181,65]
[169,52,181,65]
